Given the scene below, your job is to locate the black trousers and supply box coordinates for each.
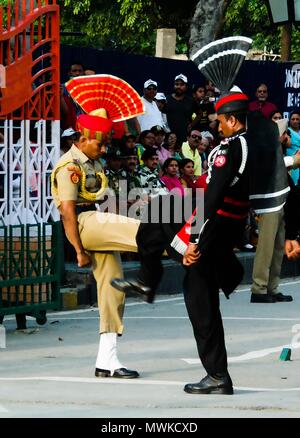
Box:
[136,194,187,291]
[136,199,243,376]
[183,253,228,375]
[136,221,182,291]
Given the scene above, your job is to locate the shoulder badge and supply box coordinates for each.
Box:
[214,155,227,168]
[70,172,80,184]
[67,164,81,184]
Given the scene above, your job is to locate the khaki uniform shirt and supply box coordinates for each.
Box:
[52,145,104,209]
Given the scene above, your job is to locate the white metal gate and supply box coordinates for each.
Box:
[0,119,60,225]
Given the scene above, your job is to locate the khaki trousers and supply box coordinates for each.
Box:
[251,209,285,295]
[78,211,140,334]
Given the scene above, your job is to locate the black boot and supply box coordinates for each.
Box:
[184,373,233,395]
[111,278,154,303]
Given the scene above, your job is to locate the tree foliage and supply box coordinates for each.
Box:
[223,0,300,60]
[58,0,197,54]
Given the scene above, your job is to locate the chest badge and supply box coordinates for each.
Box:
[214,155,227,168]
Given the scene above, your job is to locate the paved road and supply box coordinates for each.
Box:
[1,279,300,419]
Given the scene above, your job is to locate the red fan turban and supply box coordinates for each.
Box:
[76,114,113,141]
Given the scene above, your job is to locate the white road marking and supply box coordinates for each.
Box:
[0,376,299,392]
[45,315,300,321]
[0,405,9,413]
[182,342,300,364]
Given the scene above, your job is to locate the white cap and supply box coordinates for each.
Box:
[155,92,166,101]
[62,128,77,137]
[175,74,188,83]
[201,131,214,140]
[144,79,158,88]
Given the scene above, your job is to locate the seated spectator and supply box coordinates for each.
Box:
[120,146,141,194]
[61,128,80,155]
[139,148,168,197]
[179,158,207,193]
[181,130,202,176]
[135,130,156,166]
[120,133,137,155]
[160,158,184,196]
[163,132,182,161]
[198,136,209,172]
[151,125,170,165]
[104,148,123,196]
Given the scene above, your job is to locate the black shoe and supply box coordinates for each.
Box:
[250,293,277,303]
[111,278,154,303]
[184,374,233,395]
[272,292,293,302]
[95,367,139,379]
[240,244,256,252]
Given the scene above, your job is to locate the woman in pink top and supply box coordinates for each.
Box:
[160,158,184,196]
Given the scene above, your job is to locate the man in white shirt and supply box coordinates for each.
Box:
[137,79,164,131]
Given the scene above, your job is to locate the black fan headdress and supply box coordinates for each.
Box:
[191,36,252,114]
[191,36,290,213]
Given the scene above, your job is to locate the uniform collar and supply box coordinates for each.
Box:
[70,144,91,164]
[226,129,246,143]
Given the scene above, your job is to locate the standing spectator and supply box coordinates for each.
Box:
[85,69,96,75]
[154,92,170,133]
[137,80,164,131]
[249,83,277,119]
[190,84,215,132]
[164,74,197,147]
[286,110,300,185]
[60,62,85,130]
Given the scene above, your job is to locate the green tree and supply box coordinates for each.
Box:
[58,0,198,54]
[223,0,300,61]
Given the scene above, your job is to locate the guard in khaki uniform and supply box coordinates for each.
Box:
[51,74,144,378]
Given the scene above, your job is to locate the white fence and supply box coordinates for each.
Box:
[0,119,60,225]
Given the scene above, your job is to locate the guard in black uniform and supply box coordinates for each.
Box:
[182,95,250,395]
